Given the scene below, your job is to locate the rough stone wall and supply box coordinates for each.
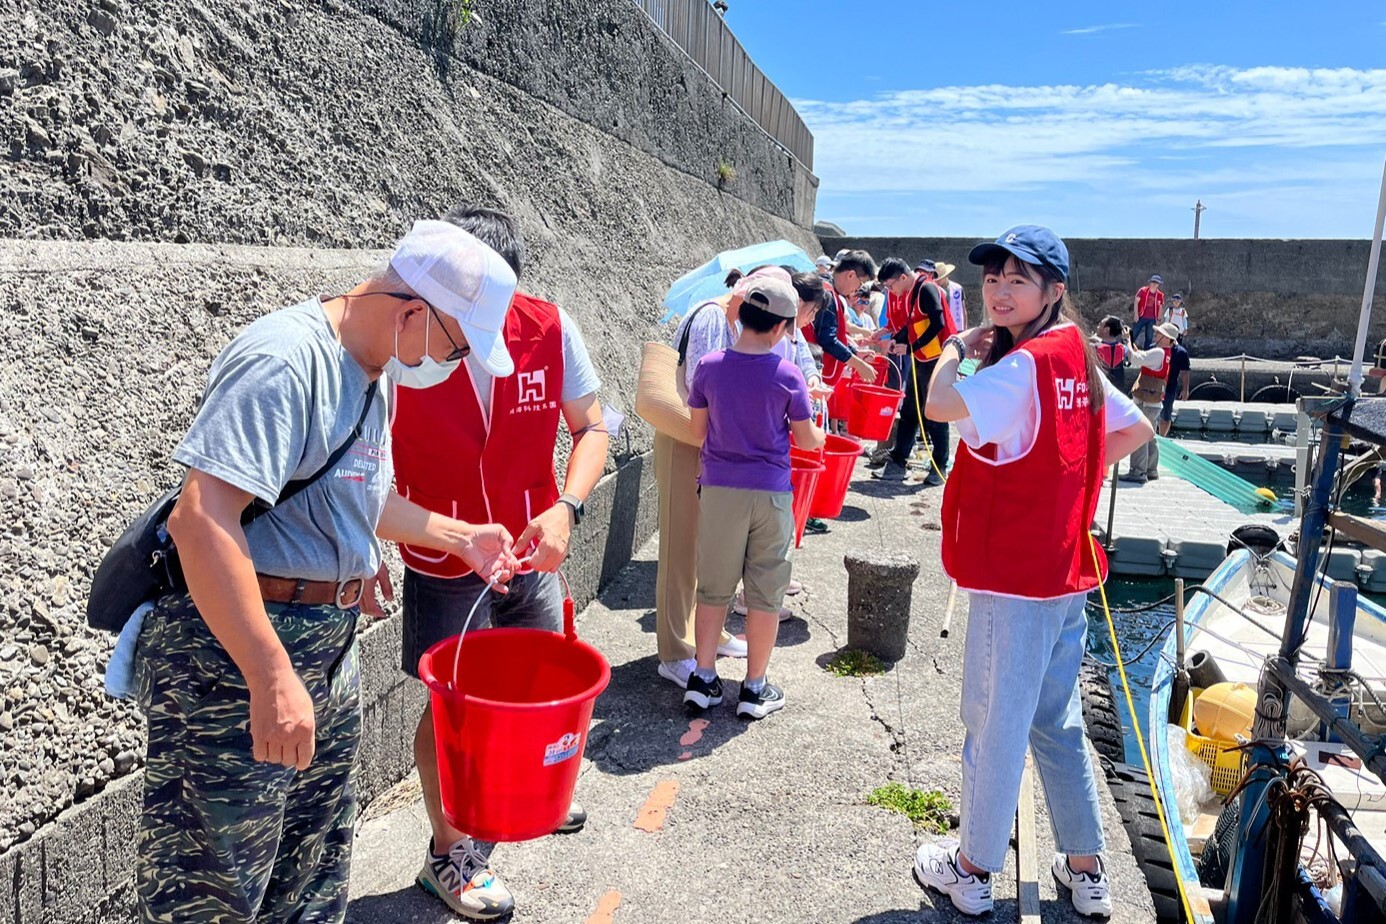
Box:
[2,0,812,244]
[0,240,666,920]
[0,0,820,910]
[823,235,1386,359]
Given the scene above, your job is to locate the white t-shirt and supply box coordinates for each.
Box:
[954,351,1144,463]
[469,307,602,424]
[1164,305,1189,333]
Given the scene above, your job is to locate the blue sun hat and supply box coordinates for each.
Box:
[967,225,1070,281]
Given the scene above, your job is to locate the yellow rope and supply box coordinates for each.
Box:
[1088,533,1199,923]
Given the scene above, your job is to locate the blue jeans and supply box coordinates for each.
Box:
[959,592,1106,872]
[401,569,565,677]
[1130,317,1155,349]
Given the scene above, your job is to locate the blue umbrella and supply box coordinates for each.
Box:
[660,240,816,324]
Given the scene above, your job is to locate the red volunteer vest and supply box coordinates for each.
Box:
[940,324,1108,599]
[801,286,853,384]
[1096,341,1127,371]
[906,277,956,362]
[1131,347,1170,404]
[392,292,564,578]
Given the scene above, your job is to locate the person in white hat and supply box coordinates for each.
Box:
[390,205,611,920]
[133,220,521,923]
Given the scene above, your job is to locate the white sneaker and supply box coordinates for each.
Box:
[716,635,748,658]
[913,842,993,916]
[730,592,793,622]
[417,836,515,920]
[657,658,695,688]
[1052,854,1112,917]
[785,579,804,596]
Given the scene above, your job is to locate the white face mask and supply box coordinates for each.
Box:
[384,316,462,389]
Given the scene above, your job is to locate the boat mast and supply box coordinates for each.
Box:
[1348,159,1386,398]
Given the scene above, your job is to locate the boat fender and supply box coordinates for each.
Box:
[1226,523,1282,558]
[1187,650,1227,690]
[1193,681,1257,741]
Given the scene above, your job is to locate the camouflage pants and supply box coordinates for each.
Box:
[132,593,361,923]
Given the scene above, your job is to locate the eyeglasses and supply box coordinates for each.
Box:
[375,292,471,362]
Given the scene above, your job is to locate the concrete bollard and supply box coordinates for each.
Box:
[844,551,920,662]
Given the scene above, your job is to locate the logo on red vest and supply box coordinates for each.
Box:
[1055,376,1090,411]
[518,370,546,404]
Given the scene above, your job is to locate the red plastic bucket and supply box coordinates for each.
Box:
[789,457,824,548]
[418,596,610,842]
[847,385,904,440]
[808,433,864,518]
[827,375,855,419]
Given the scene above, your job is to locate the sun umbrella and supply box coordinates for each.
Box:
[660,240,816,324]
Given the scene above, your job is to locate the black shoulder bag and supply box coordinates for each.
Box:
[85,381,379,632]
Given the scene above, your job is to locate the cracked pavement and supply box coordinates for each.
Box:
[346,461,1157,923]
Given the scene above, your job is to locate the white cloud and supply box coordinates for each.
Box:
[1061,23,1139,35]
[793,65,1386,228]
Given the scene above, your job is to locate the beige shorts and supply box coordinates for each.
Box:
[695,485,794,612]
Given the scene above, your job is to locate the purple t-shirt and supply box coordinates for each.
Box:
[687,348,812,492]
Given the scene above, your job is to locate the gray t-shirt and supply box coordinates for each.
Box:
[174,298,392,584]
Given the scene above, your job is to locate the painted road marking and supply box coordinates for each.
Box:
[584,889,622,923]
[678,718,709,760]
[633,779,680,833]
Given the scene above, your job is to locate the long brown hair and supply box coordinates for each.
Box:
[979,255,1103,414]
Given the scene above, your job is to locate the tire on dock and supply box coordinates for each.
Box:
[1079,656,1127,764]
[1101,759,1185,924]
[1249,384,1301,404]
[1188,382,1237,402]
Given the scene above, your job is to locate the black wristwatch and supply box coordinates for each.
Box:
[558,493,585,526]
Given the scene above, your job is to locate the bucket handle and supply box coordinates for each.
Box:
[448,569,581,689]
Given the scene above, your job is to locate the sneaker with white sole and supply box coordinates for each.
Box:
[736,680,786,719]
[785,579,803,596]
[417,836,515,920]
[556,801,587,833]
[683,672,723,711]
[657,658,695,689]
[1052,854,1112,917]
[913,842,993,916]
[716,635,748,658]
[731,592,793,622]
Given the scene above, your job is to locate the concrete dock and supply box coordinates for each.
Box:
[345,466,1157,923]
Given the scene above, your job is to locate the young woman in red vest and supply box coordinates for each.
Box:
[913,226,1153,918]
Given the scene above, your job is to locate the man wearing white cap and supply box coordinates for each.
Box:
[390,205,610,920]
[133,220,520,923]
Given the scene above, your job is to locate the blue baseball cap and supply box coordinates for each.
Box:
[967,225,1070,281]
[915,259,937,274]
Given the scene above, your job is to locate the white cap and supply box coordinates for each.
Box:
[814,254,833,268]
[389,220,519,376]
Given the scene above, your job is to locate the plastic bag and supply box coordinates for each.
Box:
[1166,725,1217,825]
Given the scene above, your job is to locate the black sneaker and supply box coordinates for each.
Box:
[683,673,723,711]
[872,461,908,481]
[922,471,944,487]
[804,517,829,534]
[736,681,786,719]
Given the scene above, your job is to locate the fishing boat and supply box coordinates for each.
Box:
[1146,544,1386,921]
[1102,157,1386,924]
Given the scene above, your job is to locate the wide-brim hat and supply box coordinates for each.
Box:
[934,261,957,281]
[1154,322,1182,341]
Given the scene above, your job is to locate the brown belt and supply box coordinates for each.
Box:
[257,575,365,609]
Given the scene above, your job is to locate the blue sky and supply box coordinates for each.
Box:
[720,1,1386,238]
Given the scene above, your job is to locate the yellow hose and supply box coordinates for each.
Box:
[1089,534,1199,923]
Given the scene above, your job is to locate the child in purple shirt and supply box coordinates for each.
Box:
[685,277,825,719]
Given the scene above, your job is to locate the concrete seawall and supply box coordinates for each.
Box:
[822,235,1386,359]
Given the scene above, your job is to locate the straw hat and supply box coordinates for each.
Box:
[934,261,957,282]
[1154,322,1182,341]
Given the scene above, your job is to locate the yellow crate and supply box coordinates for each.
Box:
[1186,731,1245,796]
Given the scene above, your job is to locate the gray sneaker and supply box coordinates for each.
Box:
[872,461,908,481]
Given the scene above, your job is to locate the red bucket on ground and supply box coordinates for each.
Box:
[789,456,825,548]
[827,355,894,420]
[847,385,904,441]
[418,599,610,842]
[808,433,864,518]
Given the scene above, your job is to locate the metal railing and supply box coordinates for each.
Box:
[632,0,814,170]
